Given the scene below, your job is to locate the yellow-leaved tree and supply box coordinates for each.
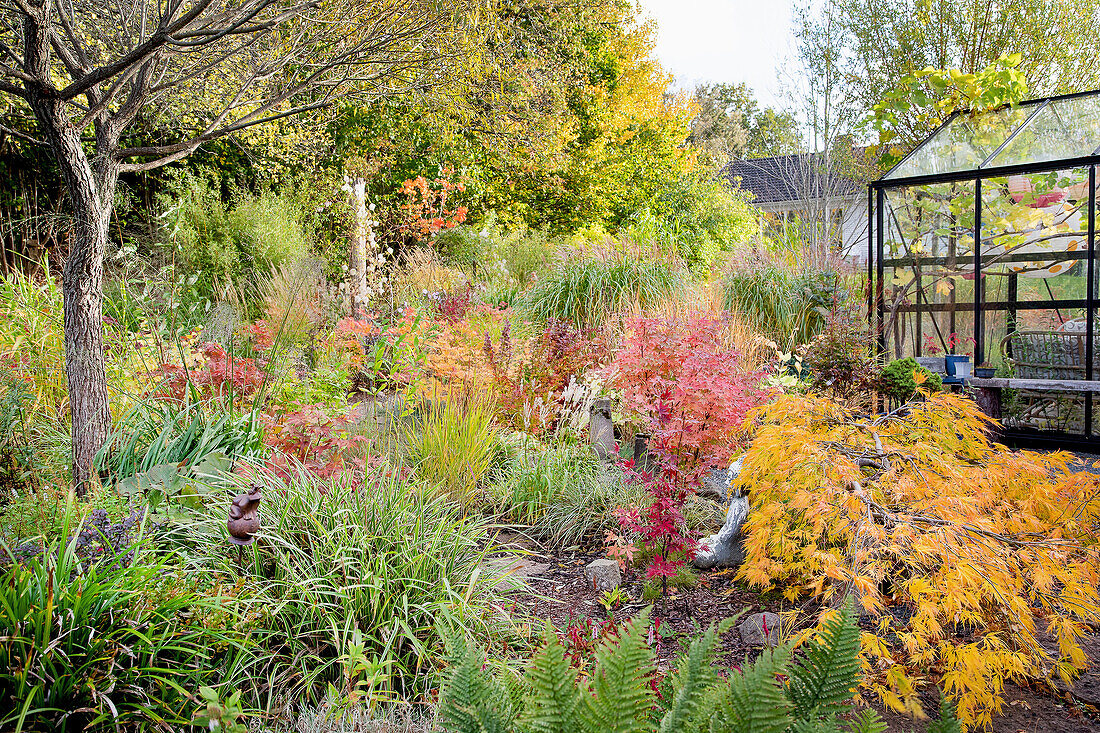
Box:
[737,392,1100,730]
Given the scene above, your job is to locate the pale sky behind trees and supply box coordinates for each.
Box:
[638,0,796,107]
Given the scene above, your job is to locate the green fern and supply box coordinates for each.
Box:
[659,616,739,733]
[844,709,888,733]
[437,629,516,733]
[435,603,899,733]
[925,693,962,733]
[578,612,658,733]
[711,644,795,733]
[522,628,582,733]
[787,598,862,721]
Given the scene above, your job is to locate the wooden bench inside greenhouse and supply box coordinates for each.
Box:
[968,378,1100,419]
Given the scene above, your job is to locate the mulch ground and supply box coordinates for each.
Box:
[489,536,1100,733]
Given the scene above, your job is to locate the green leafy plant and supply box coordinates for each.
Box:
[193,686,249,733]
[94,401,265,485]
[876,357,942,402]
[597,586,630,615]
[0,508,239,732]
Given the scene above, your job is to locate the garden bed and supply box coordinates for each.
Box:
[489,533,1100,733]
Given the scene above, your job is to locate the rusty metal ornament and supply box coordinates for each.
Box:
[227,484,262,546]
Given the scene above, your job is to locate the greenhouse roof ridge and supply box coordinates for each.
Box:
[878,88,1100,186]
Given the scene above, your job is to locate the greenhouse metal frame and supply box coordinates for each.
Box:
[868,89,1100,449]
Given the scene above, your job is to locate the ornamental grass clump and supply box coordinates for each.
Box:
[0,508,241,731]
[490,443,638,550]
[737,391,1100,729]
[404,393,498,505]
[522,256,681,328]
[177,462,510,703]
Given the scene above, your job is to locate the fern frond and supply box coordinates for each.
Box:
[659,623,723,733]
[787,597,861,720]
[710,644,794,733]
[791,715,842,733]
[438,633,516,733]
[523,628,583,733]
[579,611,657,733]
[925,693,962,733]
[843,709,888,733]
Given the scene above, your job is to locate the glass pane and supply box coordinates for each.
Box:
[885,106,1034,180]
[992,95,1100,168]
[980,167,1093,437]
[880,181,977,362]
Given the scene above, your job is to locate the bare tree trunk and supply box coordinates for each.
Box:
[63,189,113,493]
[26,90,116,493]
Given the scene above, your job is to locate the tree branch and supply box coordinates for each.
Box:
[0,77,24,96]
[0,121,44,144]
[116,100,328,171]
[56,0,219,100]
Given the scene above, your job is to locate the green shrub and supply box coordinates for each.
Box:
[622,175,759,272]
[0,511,239,731]
[162,175,310,299]
[522,257,681,328]
[176,464,511,703]
[876,357,943,402]
[436,598,938,733]
[437,221,559,290]
[490,444,637,550]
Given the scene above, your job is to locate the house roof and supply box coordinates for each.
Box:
[720,153,860,205]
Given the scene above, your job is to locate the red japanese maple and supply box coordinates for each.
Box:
[609,314,765,596]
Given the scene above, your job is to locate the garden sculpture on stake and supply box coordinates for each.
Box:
[228,485,262,546]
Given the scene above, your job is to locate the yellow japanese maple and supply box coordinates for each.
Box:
[737,392,1100,730]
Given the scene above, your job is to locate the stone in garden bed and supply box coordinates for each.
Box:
[739,611,781,646]
[584,558,621,591]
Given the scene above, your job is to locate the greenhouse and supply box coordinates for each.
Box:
[869,90,1100,448]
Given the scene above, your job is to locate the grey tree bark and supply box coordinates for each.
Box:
[20,4,117,492]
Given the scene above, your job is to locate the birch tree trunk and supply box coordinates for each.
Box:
[347,178,369,317]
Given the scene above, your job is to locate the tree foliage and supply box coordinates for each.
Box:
[869,54,1029,166]
[689,82,802,165]
[829,0,1100,113]
[738,392,1100,729]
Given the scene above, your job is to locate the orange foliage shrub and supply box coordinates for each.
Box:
[737,392,1100,730]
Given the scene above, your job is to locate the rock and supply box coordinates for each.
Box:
[693,495,748,569]
[584,558,621,591]
[589,398,616,460]
[739,612,781,646]
[481,556,552,591]
[699,456,745,501]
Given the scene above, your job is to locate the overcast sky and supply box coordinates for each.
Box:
[637,0,797,109]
